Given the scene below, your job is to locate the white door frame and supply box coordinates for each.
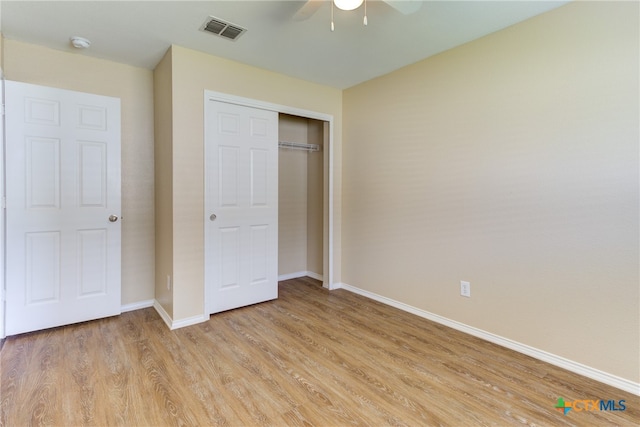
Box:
[203,90,335,316]
[0,73,5,340]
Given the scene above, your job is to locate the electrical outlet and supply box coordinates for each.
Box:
[460,281,471,297]
[167,275,172,291]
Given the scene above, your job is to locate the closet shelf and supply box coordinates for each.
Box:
[278,141,321,152]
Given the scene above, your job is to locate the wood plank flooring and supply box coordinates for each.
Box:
[1,277,638,426]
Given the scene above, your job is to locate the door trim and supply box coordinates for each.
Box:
[0,73,5,340]
[203,90,335,317]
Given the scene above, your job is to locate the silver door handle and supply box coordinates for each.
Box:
[109,215,119,222]
[209,214,217,221]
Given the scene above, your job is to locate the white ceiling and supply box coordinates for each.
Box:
[0,0,570,89]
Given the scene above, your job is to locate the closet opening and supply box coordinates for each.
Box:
[278,113,329,288]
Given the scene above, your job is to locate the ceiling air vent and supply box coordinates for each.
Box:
[200,16,246,41]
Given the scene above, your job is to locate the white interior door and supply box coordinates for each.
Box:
[5,81,121,335]
[205,100,278,314]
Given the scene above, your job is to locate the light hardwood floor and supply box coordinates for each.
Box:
[1,277,638,426]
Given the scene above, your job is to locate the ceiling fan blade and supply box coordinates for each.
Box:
[292,0,325,21]
[383,0,422,15]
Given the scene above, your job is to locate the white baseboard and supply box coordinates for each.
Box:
[334,282,640,396]
[306,271,324,282]
[152,300,207,330]
[121,299,154,313]
[153,300,173,329]
[278,271,324,282]
[173,313,208,330]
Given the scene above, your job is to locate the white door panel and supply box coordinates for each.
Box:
[5,81,121,335]
[206,100,278,314]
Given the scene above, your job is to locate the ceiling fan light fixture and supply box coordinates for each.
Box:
[334,0,364,11]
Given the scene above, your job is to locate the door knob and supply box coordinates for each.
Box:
[209,214,217,221]
[109,215,119,222]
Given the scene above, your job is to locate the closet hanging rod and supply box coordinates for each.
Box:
[278,141,321,152]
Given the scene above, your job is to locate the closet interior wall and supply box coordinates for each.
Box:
[278,114,324,280]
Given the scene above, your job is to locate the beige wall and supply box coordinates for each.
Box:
[279,115,309,276]
[166,45,342,320]
[153,49,174,316]
[343,1,639,382]
[3,39,156,306]
[307,119,324,276]
[278,115,325,278]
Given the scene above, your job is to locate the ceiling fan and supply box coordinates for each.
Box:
[293,0,422,22]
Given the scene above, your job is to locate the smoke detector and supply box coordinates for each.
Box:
[200,16,246,41]
[70,36,91,49]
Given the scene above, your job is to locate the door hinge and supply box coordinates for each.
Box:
[0,104,4,116]
[2,197,6,209]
